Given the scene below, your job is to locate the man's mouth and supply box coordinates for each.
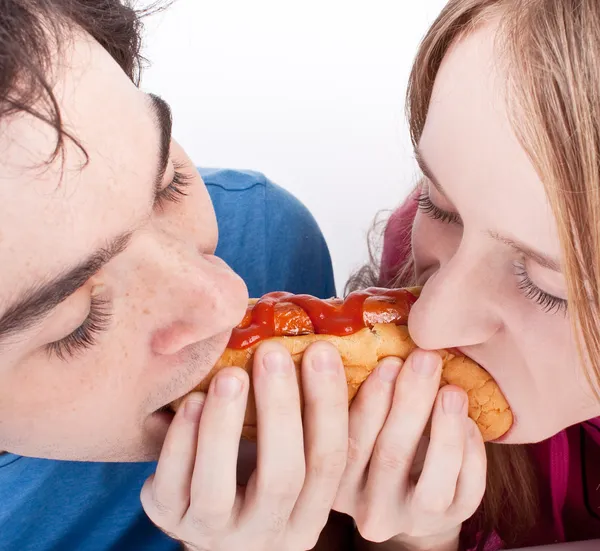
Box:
[155,404,175,415]
[150,330,231,418]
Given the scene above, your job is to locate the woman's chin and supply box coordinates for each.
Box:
[490,415,521,444]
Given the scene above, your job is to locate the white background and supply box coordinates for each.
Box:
[140,0,448,293]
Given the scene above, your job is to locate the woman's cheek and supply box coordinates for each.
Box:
[412,212,461,272]
[412,212,441,273]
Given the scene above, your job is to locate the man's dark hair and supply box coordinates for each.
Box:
[1,0,158,163]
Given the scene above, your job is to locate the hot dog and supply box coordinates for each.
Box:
[170,287,512,442]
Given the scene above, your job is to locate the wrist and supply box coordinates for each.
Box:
[355,526,460,551]
[387,527,460,551]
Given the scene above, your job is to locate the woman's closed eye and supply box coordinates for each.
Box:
[416,193,462,225]
[513,261,567,315]
[417,191,568,316]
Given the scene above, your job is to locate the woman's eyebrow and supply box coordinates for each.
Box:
[414,149,447,198]
[489,231,562,272]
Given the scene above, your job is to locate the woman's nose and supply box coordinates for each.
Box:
[408,246,502,351]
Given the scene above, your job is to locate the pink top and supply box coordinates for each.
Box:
[379,191,600,549]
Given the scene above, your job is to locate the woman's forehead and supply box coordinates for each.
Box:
[418,23,562,263]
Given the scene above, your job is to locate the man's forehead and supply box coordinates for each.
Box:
[0,32,157,311]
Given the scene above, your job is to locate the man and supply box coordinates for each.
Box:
[0,1,350,549]
[0,166,337,550]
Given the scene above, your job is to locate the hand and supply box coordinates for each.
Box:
[141,340,349,551]
[333,349,487,550]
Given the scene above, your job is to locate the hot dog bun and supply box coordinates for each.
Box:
[170,288,512,442]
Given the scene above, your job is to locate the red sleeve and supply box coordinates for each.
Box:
[460,528,505,551]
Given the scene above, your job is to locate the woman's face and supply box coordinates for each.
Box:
[408,22,600,444]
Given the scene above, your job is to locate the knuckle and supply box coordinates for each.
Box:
[259,475,304,506]
[264,509,290,534]
[372,441,412,472]
[186,509,229,534]
[438,437,463,456]
[346,435,365,464]
[140,485,176,522]
[308,448,347,481]
[413,489,452,514]
[151,498,175,518]
[268,398,301,421]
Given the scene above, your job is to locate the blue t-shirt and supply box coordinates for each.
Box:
[0,168,336,551]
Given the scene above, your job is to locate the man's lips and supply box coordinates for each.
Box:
[151,330,232,415]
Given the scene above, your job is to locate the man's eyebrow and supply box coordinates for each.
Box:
[147,93,173,197]
[414,149,446,197]
[0,233,132,346]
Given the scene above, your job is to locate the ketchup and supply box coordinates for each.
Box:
[228,287,419,350]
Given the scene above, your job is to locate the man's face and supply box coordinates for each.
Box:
[0,30,248,461]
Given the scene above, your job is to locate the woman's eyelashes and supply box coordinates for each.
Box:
[417,191,568,316]
[46,296,113,361]
[513,262,568,315]
[416,192,462,225]
[154,161,194,209]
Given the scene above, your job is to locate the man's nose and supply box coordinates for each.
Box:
[150,253,248,356]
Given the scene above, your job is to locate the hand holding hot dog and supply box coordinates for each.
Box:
[171,287,512,442]
[333,349,486,549]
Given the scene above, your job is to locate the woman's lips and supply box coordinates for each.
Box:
[491,419,517,443]
[454,346,517,443]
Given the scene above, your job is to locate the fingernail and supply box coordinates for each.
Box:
[443,390,465,414]
[184,398,204,421]
[378,358,403,382]
[311,346,340,373]
[215,374,243,398]
[263,351,290,374]
[411,350,440,377]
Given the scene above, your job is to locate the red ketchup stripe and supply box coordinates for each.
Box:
[228,287,419,350]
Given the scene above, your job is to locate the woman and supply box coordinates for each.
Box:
[340,0,600,549]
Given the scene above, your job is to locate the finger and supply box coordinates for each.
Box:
[366,350,442,498]
[450,417,487,520]
[333,357,402,513]
[141,392,205,524]
[411,386,467,513]
[290,342,349,547]
[240,342,305,532]
[185,367,248,533]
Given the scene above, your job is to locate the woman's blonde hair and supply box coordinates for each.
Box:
[349,0,600,546]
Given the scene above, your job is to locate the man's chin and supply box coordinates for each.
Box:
[134,408,177,461]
